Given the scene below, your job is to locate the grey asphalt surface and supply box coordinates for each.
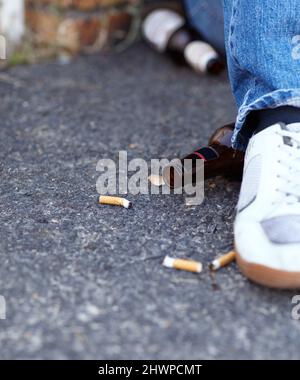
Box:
[0,43,300,360]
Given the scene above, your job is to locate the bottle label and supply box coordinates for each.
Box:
[184,41,219,73]
[143,9,184,53]
[192,146,219,161]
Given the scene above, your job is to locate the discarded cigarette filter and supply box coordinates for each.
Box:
[99,195,132,209]
[210,250,236,271]
[148,174,165,187]
[163,256,202,273]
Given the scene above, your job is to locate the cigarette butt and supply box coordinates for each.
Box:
[99,195,132,209]
[163,256,202,273]
[148,174,165,187]
[210,250,236,271]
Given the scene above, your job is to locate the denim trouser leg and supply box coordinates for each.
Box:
[184,0,300,151]
[184,0,225,56]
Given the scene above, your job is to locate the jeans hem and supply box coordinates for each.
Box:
[232,89,300,151]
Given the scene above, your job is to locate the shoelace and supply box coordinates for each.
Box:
[275,129,300,205]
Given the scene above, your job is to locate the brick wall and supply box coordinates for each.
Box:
[25,0,142,54]
[0,0,180,64]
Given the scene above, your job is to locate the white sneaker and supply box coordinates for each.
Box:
[234,122,300,288]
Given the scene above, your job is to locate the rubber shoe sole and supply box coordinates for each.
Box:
[236,249,300,289]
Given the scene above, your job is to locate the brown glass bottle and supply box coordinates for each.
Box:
[167,26,224,75]
[142,9,224,75]
[162,123,245,189]
[166,25,193,64]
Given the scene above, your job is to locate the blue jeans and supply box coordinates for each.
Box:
[184,0,300,150]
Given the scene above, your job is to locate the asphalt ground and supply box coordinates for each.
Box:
[0,43,299,359]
